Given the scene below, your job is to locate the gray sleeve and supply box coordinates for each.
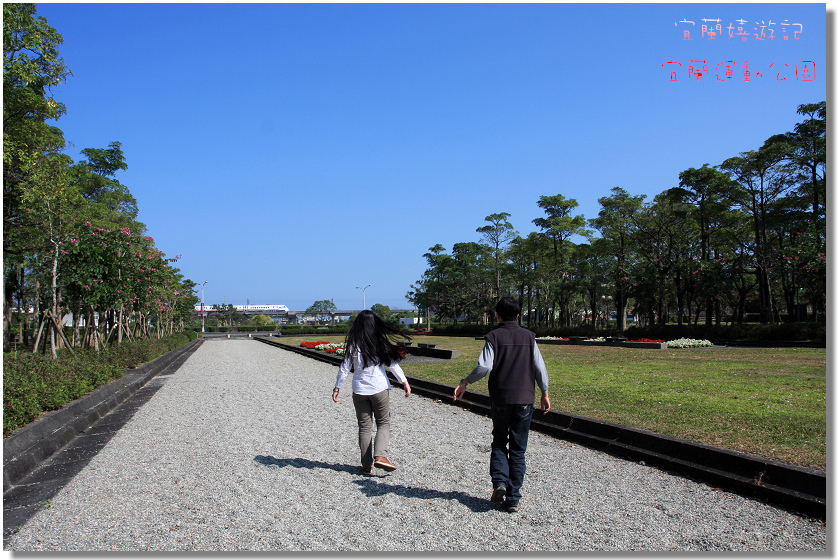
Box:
[465,340,494,383]
[533,342,549,395]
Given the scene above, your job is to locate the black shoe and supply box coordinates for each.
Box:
[491,484,506,503]
[504,499,519,513]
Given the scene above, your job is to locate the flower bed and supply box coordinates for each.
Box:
[300,341,331,349]
[300,341,346,356]
[666,338,714,348]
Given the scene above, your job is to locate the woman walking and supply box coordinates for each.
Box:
[332,310,412,474]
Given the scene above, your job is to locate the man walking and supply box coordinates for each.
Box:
[454,297,551,513]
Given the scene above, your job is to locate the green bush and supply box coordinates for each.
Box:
[428,321,826,343]
[622,322,825,342]
[3,331,196,437]
[279,325,349,336]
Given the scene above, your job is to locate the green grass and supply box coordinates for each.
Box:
[280,335,826,470]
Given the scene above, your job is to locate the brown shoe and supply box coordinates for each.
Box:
[374,456,397,471]
[361,466,373,475]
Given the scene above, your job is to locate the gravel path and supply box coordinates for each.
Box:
[5,340,826,551]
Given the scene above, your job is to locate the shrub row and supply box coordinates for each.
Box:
[3,330,198,437]
[623,322,826,342]
[431,322,826,342]
[278,325,349,336]
[204,325,278,333]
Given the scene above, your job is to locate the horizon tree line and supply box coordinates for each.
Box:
[407,101,826,333]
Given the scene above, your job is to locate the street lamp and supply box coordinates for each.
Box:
[201,281,208,333]
[356,284,371,310]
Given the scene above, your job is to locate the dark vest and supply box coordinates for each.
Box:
[485,321,536,405]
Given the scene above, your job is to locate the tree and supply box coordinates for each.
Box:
[589,187,645,332]
[306,299,336,324]
[671,164,737,325]
[3,6,200,354]
[721,139,792,322]
[787,102,826,232]
[3,3,71,351]
[451,241,493,323]
[533,195,589,327]
[370,303,391,319]
[476,212,517,301]
[251,314,274,327]
[420,244,454,323]
[69,141,139,227]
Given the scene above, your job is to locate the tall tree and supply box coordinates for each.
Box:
[3,3,71,351]
[671,165,737,325]
[532,195,589,327]
[721,139,792,322]
[476,212,517,302]
[589,187,644,332]
[69,141,139,227]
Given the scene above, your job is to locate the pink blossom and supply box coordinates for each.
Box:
[70,239,78,244]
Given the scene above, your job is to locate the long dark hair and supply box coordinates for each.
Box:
[345,310,411,368]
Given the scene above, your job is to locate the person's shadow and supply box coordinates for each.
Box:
[254,455,494,513]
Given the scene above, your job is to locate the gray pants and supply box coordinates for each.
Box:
[352,390,390,467]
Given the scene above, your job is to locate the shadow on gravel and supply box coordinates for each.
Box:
[352,479,496,513]
[254,455,494,513]
[254,455,359,474]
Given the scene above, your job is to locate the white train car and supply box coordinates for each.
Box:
[193,304,289,313]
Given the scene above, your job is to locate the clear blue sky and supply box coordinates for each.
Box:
[36,3,827,311]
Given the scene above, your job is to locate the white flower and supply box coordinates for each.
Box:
[666,338,713,348]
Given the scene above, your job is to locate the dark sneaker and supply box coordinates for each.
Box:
[361,466,373,475]
[491,484,507,503]
[504,499,519,513]
[374,456,397,472]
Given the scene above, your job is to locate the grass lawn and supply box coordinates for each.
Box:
[278,334,826,470]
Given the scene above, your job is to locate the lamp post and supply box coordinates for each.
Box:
[201,281,208,333]
[356,284,371,310]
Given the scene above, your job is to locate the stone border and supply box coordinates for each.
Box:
[256,336,825,519]
[3,338,204,494]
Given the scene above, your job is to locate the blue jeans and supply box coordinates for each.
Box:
[489,402,534,504]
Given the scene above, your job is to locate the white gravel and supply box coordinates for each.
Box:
[5,340,826,551]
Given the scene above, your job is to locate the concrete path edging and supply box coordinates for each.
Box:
[254,336,825,519]
[3,338,204,494]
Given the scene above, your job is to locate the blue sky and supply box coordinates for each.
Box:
[36,3,827,311]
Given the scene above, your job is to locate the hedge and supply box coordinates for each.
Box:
[204,325,279,333]
[431,322,826,342]
[3,330,198,437]
[278,325,349,336]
